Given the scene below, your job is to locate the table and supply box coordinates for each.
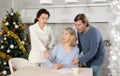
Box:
[9,66,93,76]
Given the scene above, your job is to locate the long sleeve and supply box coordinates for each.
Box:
[46,45,58,68]
[46,44,80,68]
[29,25,46,52]
[75,48,79,59]
[79,32,99,64]
[48,27,55,49]
[78,25,105,66]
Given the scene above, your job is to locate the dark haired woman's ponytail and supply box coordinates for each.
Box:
[34,18,38,23]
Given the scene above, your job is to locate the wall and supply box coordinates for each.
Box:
[20,4,111,23]
[0,0,12,22]
[0,0,112,23]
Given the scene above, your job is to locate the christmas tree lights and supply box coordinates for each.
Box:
[0,9,29,76]
[108,0,120,76]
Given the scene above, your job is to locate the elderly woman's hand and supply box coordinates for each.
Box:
[72,58,79,64]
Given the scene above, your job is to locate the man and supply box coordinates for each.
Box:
[72,13,105,76]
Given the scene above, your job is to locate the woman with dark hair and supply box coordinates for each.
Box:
[34,9,50,23]
[28,8,55,66]
[72,14,105,76]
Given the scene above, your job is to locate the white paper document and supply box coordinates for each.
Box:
[53,68,72,74]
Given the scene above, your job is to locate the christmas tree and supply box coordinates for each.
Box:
[0,9,29,76]
[108,0,120,76]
